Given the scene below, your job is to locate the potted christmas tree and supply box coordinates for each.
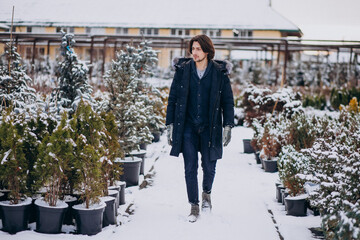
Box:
[32,112,72,233]
[0,109,32,234]
[69,100,106,235]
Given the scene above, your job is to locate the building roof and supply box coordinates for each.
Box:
[0,0,301,32]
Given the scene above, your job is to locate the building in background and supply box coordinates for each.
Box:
[0,0,302,69]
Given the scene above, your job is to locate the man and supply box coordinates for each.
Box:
[166,34,234,222]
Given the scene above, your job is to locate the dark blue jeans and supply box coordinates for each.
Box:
[182,124,217,205]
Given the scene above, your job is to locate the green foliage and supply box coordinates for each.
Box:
[0,109,28,203]
[302,94,326,110]
[99,111,124,195]
[278,145,309,196]
[330,87,360,110]
[69,100,105,208]
[34,112,73,206]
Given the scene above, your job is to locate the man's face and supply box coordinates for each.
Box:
[192,41,207,62]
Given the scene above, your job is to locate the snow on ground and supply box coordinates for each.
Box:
[0,126,321,240]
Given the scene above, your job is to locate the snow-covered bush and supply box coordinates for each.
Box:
[99,111,124,195]
[0,109,29,203]
[299,109,360,239]
[104,44,156,153]
[69,100,105,208]
[50,31,93,118]
[242,84,302,125]
[0,43,37,113]
[34,112,73,206]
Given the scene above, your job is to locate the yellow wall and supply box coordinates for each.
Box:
[156,48,168,69]
[252,30,281,38]
[159,29,170,36]
[106,28,116,34]
[190,29,201,36]
[128,28,139,35]
[16,26,26,32]
[45,27,56,33]
[222,30,233,37]
[74,27,85,34]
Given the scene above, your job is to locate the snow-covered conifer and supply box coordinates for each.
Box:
[0,43,37,113]
[50,31,93,117]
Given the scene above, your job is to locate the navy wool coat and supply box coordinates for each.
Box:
[166,58,234,161]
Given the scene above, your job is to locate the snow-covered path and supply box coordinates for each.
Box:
[1,126,320,240]
[110,127,280,240]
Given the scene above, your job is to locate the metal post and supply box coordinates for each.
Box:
[283,40,288,86]
[31,39,36,75]
[102,38,107,77]
[47,40,51,57]
[89,36,94,79]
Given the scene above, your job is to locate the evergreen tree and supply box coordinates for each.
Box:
[69,100,105,208]
[0,109,28,203]
[104,44,155,153]
[0,43,36,113]
[34,112,73,206]
[50,31,93,117]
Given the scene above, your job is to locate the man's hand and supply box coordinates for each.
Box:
[167,124,173,146]
[223,126,232,147]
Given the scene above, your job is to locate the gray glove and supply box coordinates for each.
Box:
[167,124,173,146]
[223,126,232,147]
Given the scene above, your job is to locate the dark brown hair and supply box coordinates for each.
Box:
[188,34,215,60]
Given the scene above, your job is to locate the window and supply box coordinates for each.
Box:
[26,27,32,33]
[56,27,75,33]
[116,28,128,35]
[86,27,91,34]
[171,29,191,36]
[140,28,159,36]
[233,29,252,38]
[202,29,221,37]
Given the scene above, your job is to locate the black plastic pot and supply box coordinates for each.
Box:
[285,196,308,216]
[108,189,119,213]
[119,181,126,205]
[263,159,278,172]
[35,200,68,233]
[63,196,78,225]
[139,143,147,150]
[29,196,41,224]
[243,139,255,153]
[275,183,285,203]
[306,200,320,216]
[0,199,31,234]
[101,197,116,227]
[73,203,106,235]
[282,190,290,208]
[117,157,142,187]
[254,151,261,164]
[152,131,161,142]
[127,150,146,175]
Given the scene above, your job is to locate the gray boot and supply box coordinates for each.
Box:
[201,192,212,211]
[187,204,199,223]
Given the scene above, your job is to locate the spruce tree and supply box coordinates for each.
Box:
[0,43,36,113]
[69,100,104,208]
[104,44,155,154]
[50,31,93,117]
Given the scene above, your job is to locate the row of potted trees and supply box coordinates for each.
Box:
[0,32,164,235]
[247,87,360,239]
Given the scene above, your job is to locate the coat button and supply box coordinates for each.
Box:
[178,123,180,125]
[216,108,219,110]
[181,85,183,88]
